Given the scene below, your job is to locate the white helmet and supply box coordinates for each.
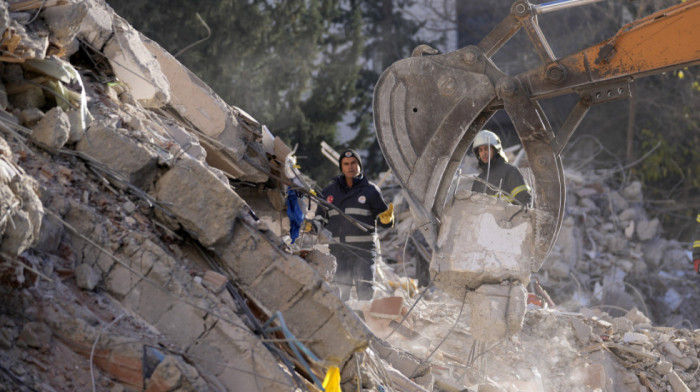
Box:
[472,130,508,162]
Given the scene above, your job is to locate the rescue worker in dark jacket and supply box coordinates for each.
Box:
[313,149,394,301]
[471,130,531,206]
[693,212,700,273]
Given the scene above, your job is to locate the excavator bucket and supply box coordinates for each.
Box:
[374,0,700,291]
[373,44,565,278]
[373,0,700,340]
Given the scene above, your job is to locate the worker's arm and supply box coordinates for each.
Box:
[505,166,531,207]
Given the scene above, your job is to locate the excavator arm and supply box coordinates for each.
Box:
[373,0,700,272]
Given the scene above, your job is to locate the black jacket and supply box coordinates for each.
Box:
[471,155,531,206]
[315,174,390,245]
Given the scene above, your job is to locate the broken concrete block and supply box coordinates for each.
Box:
[75,263,100,290]
[154,156,246,247]
[154,301,206,349]
[570,317,592,344]
[668,370,691,392]
[104,18,170,108]
[41,2,89,54]
[0,165,43,256]
[432,194,534,296]
[624,307,651,326]
[145,354,207,392]
[75,123,158,189]
[370,336,433,389]
[612,317,634,334]
[76,1,114,52]
[142,37,269,182]
[29,106,70,148]
[19,107,43,126]
[9,84,45,110]
[467,282,527,342]
[302,249,337,283]
[623,332,650,346]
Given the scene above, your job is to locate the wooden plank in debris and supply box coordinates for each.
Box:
[638,372,659,392]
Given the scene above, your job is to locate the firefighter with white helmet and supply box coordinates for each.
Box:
[471,130,532,206]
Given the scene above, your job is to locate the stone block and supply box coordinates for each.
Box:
[76,124,158,189]
[122,279,176,325]
[154,156,245,247]
[155,302,206,349]
[215,225,281,286]
[105,263,146,300]
[245,255,317,313]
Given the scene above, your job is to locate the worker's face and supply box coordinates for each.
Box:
[477,145,496,164]
[341,157,360,179]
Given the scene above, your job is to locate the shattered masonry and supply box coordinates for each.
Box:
[0,1,698,392]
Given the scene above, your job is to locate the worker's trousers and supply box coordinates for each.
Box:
[330,243,375,301]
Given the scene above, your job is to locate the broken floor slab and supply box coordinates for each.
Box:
[103,16,170,108]
[143,36,270,183]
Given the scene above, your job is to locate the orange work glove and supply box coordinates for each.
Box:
[694,259,700,273]
[378,203,394,225]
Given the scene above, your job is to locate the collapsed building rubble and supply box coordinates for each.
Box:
[0,0,698,391]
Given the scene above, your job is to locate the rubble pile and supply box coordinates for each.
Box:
[0,0,697,392]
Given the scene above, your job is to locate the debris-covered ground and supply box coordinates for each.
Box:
[0,1,698,392]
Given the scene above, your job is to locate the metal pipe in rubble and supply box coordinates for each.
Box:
[533,0,607,14]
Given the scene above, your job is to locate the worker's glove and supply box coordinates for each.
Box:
[378,203,394,225]
[694,259,700,274]
[304,219,322,234]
